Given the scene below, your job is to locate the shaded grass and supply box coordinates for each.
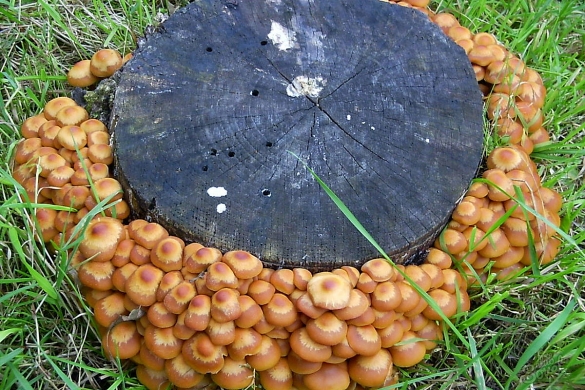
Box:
[1,0,584,389]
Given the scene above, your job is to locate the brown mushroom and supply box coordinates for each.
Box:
[307,272,352,310]
[90,49,123,77]
[102,321,141,360]
[303,362,350,390]
[210,356,254,390]
[67,59,101,87]
[259,357,294,390]
[348,349,393,388]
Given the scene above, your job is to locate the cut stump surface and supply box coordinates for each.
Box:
[112,0,484,271]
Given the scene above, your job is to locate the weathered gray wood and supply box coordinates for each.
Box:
[112,0,484,271]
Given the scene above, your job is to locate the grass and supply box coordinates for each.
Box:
[0,0,584,389]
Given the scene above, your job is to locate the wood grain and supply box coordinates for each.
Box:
[112,0,484,271]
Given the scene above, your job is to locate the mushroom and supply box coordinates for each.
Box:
[263,293,298,327]
[151,237,184,272]
[164,280,196,314]
[173,311,196,341]
[221,250,263,279]
[333,288,369,321]
[77,259,115,291]
[165,354,206,389]
[289,327,332,363]
[210,288,242,322]
[348,349,393,388]
[56,125,87,150]
[247,279,276,305]
[346,324,381,356]
[79,217,124,262]
[258,357,294,390]
[67,60,101,87]
[361,258,394,282]
[303,362,351,390]
[43,97,77,121]
[184,294,212,331]
[20,114,48,138]
[210,357,254,390]
[245,335,281,371]
[183,246,222,274]
[139,343,166,371]
[146,301,177,328]
[206,318,236,346]
[135,365,169,390]
[270,269,295,294]
[306,312,347,346]
[181,333,226,374]
[102,321,141,360]
[234,295,263,328]
[389,330,427,367]
[90,49,123,78]
[55,105,89,127]
[144,325,183,359]
[307,272,352,310]
[205,262,239,291]
[125,264,164,306]
[226,327,263,361]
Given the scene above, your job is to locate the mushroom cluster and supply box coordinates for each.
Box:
[11,1,564,389]
[67,48,131,88]
[13,96,130,244]
[75,230,469,390]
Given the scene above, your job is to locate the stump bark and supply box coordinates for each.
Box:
[111,0,484,271]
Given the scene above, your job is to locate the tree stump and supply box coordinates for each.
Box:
[111,0,484,271]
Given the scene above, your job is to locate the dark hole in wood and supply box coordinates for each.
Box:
[210,148,217,156]
[206,47,213,52]
[251,89,259,96]
[265,141,272,147]
[260,40,268,45]
[202,165,208,171]
[228,151,235,157]
[262,189,271,197]
[148,198,156,211]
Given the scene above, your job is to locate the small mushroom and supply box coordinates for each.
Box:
[67,59,100,87]
[125,264,164,306]
[303,362,350,390]
[221,250,263,279]
[389,330,427,367]
[258,357,294,390]
[144,325,183,359]
[210,356,254,390]
[90,48,123,77]
[306,311,347,346]
[79,217,124,262]
[348,349,393,388]
[307,272,352,310]
[246,335,281,371]
[263,293,298,327]
[165,354,206,389]
[102,321,141,360]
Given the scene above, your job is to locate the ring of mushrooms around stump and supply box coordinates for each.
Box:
[13,1,563,389]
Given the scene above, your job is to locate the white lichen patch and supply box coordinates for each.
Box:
[268,21,297,51]
[347,114,351,121]
[286,75,326,98]
[216,203,227,213]
[207,187,227,197]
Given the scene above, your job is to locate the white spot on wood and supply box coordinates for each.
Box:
[268,21,297,51]
[207,187,227,197]
[216,203,227,213]
[370,126,375,130]
[347,114,351,121]
[286,75,326,98]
